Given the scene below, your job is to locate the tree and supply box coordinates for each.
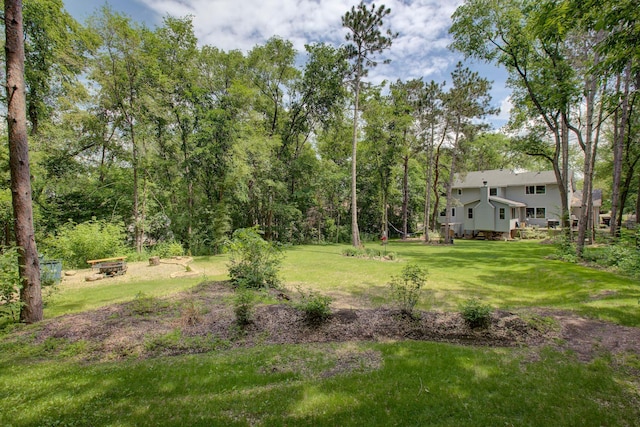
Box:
[451,0,575,235]
[442,62,496,244]
[342,1,397,247]
[89,7,149,252]
[5,0,43,323]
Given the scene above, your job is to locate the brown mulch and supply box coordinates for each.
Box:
[24,281,640,363]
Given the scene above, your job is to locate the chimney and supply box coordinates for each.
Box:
[481,180,489,203]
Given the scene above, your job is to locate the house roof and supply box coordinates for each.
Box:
[464,196,527,208]
[571,189,603,208]
[490,196,527,207]
[453,170,558,189]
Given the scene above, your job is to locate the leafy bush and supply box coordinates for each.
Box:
[150,241,184,258]
[459,298,493,329]
[130,292,167,316]
[341,246,397,260]
[225,226,283,289]
[0,247,22,322]
[293,287,332,325]
[233,288,256,326]
[389,263,428,318]
[42,219,128,268]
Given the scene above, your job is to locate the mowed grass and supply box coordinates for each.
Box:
[1,341,639,427]
[3,239,639,426]
[282,240,640,326]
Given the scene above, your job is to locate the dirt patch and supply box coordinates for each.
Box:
[60,257,199,288]
[22,281,640,363]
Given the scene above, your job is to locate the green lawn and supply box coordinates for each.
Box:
[2,239,639,426]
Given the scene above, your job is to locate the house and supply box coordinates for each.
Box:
[439,169,578,238]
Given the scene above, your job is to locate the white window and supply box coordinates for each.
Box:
[468,208,473,219]
[499,208,505,220]
[536,207,545,218]
[457,189,462,196]
[490,188,497,196]
[526,185,546,195]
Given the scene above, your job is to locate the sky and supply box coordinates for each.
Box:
[63,0,511,128]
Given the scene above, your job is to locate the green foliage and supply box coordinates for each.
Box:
[150,241,184,258]
[459,298,493,329]
[555,235,578,263]
[226,226,283,289]
[341,246,397,261]
[233,288,256,326]
[42,219,128,268]
[0,247,22,322]
[388,263,428,318]
[129,292,167,316]
[293,287,332,325]
[583,241,640,277]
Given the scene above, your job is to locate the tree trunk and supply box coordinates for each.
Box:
[401,154,409,240]
[444,119,461,244]
[350,79,361,247]
[610,64,631,237]
[423,133,434,243]
[5,0,43,323]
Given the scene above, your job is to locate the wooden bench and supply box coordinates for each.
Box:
[87,256,128,277]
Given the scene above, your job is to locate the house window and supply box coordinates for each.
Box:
[526,208,535,218]
[440,208,456,217]
[499,208,505,219]
[468,208,473,219]
[511,208,516,218]
[457,189,462,196]
[536,207,546,218]
[490,188,497,196]
[526,185,546,194]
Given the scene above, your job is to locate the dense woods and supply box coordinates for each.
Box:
[1,0,639,320]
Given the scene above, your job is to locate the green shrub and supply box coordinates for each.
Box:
[130,292,166,316]
[42,219,127,268]
[233,288,256,326]
[459,298,493,329]
[389,263,428,318]
[0,247,21,322]
[150,241,184,258]
[293,287,332,325]
[225,226,283,289]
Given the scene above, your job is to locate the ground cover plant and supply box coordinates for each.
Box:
[1,240,639,426]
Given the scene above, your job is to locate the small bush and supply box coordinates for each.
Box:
[130,292,166,315]
[0,247,21,322]
[389,263,428,318]
[293,287,332,325]
[151,241,184,258]
[42,219,128,268]
[180,301,203,327]
[226,226,283,289]
[459,298,493,329]
[233,288,256,326]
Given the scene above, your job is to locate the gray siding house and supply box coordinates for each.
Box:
[439,170,572,238]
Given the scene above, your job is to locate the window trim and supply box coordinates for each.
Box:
[468,208,473,219]
[499,208,505,220]
[526,185,546,195]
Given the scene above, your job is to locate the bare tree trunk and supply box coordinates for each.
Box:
[401,154,409,240]
[423,133,434,243]
[350,79,361,247]
[444,120,461,245]
[5,0,43,323]
[610,64,631,237]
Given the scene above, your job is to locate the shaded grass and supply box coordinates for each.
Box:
[0,341,637,426]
